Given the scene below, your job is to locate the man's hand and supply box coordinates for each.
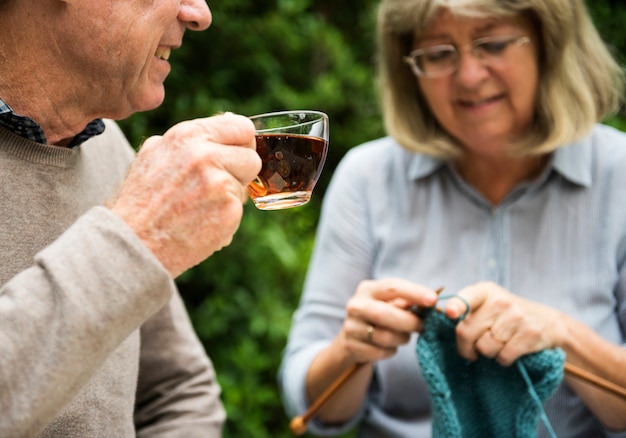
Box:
[111,112,261,277]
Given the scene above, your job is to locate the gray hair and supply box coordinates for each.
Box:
[376,0,626,158]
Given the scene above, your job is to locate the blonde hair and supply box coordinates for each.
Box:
[377,0,626,158]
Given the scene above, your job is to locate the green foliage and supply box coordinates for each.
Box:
[116,1,626,437]
[588,0,626,67]
[177,204,317,437]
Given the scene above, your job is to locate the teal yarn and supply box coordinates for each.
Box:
[416,306,565,438]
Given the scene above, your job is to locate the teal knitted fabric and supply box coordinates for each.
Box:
[416,308,565,438]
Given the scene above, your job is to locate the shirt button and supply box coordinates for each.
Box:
[487,258,497,269]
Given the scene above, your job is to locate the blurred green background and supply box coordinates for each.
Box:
[118,1,626,437]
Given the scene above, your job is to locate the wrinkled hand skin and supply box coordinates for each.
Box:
[111,113,261,278]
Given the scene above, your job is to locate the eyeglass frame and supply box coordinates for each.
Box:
[403,35,531,78]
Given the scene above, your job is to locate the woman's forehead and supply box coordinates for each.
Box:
[389,0,523,33]
[421,10,520,33]
[411,6,528,40]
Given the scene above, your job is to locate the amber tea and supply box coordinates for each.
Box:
[248,133,328,210]
[247,110,329,210]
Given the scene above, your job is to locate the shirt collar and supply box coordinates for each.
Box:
[550,134,592,188]
[0,98,105,147]
[407,152,445,181]
[406,135,593,188]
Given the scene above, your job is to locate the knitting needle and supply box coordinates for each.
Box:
[564,362,626,399]
[289,362,363,435]
[289,287,445,435]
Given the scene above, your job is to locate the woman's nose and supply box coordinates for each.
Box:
[179,0,212,31]
[454,50,490,86]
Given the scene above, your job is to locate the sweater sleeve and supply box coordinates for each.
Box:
[134,290,226,437]
[0,206,176,437]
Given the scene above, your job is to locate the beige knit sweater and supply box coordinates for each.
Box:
[0,120,225,437]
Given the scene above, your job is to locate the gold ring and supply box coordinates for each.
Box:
[366,324,375,343]
[489,328,504,343]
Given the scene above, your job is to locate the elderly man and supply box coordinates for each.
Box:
[0,0,260,436]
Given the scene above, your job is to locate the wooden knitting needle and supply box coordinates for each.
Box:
[564,362,626,399]
[289,362,363,435]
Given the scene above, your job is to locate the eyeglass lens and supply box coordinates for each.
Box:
[407,35,529,77]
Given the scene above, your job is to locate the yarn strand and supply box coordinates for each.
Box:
[516,361,557,438]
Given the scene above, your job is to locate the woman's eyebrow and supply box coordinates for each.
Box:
[418,21,515,46]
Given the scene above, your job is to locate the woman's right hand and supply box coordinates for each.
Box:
[305,278,439,424]
[339,278,440,364]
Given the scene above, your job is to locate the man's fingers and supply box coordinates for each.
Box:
[176,112,257,149]
[210,145,261,186]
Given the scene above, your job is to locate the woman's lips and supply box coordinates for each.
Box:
[457,94,503,108]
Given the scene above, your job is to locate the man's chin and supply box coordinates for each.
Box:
[105,86,166,120]
[127,91,166,117]
[141,89,166,112]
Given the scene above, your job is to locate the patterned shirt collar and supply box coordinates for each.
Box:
[0,98,105,147]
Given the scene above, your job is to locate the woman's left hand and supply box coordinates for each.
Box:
[443,281,566,366]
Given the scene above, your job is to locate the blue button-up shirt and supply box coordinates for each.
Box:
[279,123,626,438]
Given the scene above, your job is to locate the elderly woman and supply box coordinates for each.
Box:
[278,0,626,436]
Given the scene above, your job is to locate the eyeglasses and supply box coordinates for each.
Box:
[403,35,531,78]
